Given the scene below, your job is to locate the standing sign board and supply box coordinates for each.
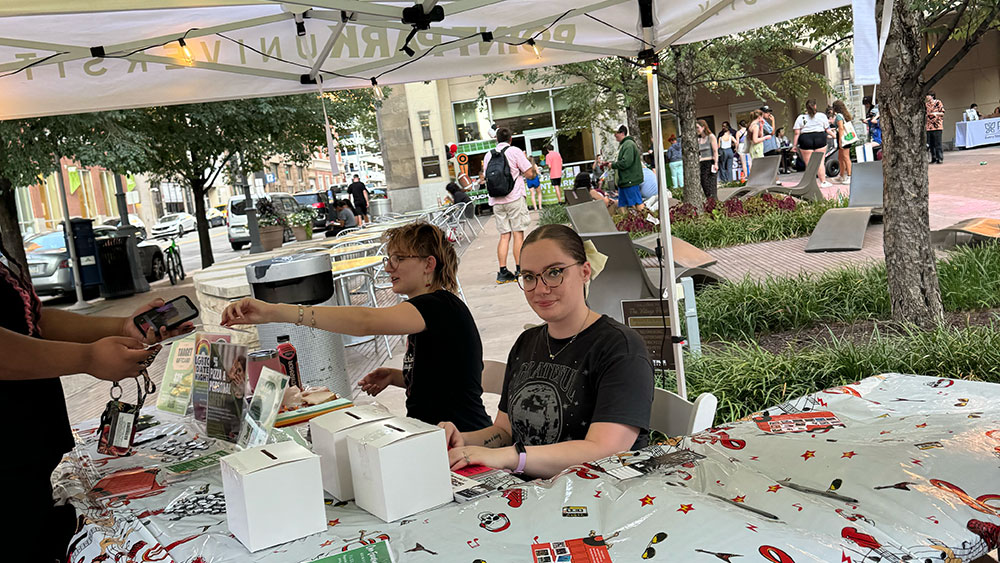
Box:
[621,299,676,370]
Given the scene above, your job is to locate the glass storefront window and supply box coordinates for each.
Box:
[454,101,487,143]
[491,91,552,134]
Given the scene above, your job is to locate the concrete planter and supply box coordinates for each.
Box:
[292,226,310,241]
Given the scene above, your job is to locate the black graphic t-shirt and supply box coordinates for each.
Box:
[0,254,74,472]
[348,181,369,208]
[402,290,492,431]
[499,315,654,450]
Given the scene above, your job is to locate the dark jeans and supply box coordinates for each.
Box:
[927,129,943,162]
[699,160,718,200]
[5,470,76,562]
[718,148,734,182]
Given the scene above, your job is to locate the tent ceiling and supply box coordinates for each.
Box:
[0,0,849,119]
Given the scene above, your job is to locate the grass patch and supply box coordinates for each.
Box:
[669,195,847,249]
[538,204,569,226]
[658,322,1000,422]
[696,243,1000,342]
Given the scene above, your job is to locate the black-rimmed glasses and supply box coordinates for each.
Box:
[516,263,582,291]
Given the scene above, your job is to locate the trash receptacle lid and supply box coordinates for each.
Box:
[246,253,332,283]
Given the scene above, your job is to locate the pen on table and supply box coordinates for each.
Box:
[779,479,859,503]
[707,493,779,520]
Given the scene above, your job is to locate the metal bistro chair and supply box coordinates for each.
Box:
[450,202,475,242]
[335,226,360,238]
[330,270,393,358]
[465,199,485,233]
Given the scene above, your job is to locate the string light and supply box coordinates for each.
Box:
[370,77,384,100]
[177,38,193,64]
[526,38,540,60]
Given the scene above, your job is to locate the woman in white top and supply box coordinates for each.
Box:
[792,99,833,188]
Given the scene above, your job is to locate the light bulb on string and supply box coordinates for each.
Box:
[178,38,193,64]
[370,77,384,100]
[526,38,540,60]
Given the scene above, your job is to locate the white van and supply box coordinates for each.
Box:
[227,192,301,250]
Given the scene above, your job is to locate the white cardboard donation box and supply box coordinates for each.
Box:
[221,441,327,552]
[310,403,394,501]
[346,417,452,522]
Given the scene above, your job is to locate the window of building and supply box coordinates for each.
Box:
[419,111,433,142]
[453,100,486,143]
[491,91,552,134]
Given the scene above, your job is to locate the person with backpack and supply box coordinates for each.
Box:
[480,127,536,284]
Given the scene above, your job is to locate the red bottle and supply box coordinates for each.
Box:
[276,335,302,389]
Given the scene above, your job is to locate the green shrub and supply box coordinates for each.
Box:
[661,322,1000,422]
[696,242,1000,342]
[539,204,569,226]
[669,195,846,249]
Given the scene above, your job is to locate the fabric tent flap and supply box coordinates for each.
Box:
[0,0,849,119]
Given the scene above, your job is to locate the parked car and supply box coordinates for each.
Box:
[102,213,147,235]
[24,226,165,297]
[151,212,196,238]
[226,193,301,250]
[94,225,166,282]
[205,207,225,228]
[292,191,331,230]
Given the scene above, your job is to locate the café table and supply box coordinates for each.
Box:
[324,230,385,246]
[326,243,378,261]
[329,255,384,347]
[60,373,1000,562]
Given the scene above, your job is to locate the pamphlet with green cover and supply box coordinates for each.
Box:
[156,334,196,415]
[308,541,394,563]
[205,341,248,442]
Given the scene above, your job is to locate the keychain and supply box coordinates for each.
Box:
[97,355,158,457]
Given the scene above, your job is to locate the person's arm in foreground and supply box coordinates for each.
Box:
[442,410,639,479]
[222,297,426,337]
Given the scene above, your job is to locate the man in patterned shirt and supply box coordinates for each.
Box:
[925,91,945,164]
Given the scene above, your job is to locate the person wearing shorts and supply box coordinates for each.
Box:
[542,144,563,203]
[482,127,535,284]
[792,99,833,188]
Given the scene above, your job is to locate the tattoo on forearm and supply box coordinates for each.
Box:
[483,433,503,447]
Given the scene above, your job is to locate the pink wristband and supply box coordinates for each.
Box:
[513,441,527,474]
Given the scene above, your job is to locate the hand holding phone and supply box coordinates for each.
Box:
[132,296,199,341]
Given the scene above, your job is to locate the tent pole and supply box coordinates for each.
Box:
[54,156,91,310]
[642,24,686,399]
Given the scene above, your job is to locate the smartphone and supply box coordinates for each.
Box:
[133,296,199,334]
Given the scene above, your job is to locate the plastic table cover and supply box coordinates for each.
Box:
[58,373,1000,562]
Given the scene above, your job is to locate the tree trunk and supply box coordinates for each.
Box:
[879,0,943,327]
[0,177,28,271]
[189,179,215,269]
[673,46,705,208]
[625,105,643,154]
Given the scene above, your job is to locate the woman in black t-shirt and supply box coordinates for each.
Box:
[0,240,192,562]
[440,225,654,478]
[222,222,491,431]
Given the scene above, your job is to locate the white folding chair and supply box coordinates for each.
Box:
[648,388,718,437]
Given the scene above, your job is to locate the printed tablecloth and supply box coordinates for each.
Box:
[59,373,1000,562]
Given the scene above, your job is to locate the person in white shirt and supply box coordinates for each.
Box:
[964,104,981,121]
[791,99,833,188]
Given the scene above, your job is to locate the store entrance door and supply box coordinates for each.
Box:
[524,130,558,205]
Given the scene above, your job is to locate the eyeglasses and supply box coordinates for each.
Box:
[382,254,425,269]
[516,263,582,291]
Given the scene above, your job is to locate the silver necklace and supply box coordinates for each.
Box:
[545,311,593,360]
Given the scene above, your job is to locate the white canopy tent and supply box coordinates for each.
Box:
[0,0,864,395]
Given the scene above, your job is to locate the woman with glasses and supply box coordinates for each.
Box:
[221,222,492,431]
[439,224,654,478]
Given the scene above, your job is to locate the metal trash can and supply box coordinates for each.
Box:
[68,218,102,289]
[246,253,351,399]
[369,198,391,218]
[97,235,136,298]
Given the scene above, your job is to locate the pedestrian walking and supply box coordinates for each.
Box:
[792,99,833,188]
[717,126,736,182]
[760,106,779,157]
[347,174,370,226]
[542,144,563,203]
[602,125,643,209]
[480,127,535,284]
[697,119,719,200]
[666,136,683,189]
[832,100,855,184]
[925,91,945,164]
